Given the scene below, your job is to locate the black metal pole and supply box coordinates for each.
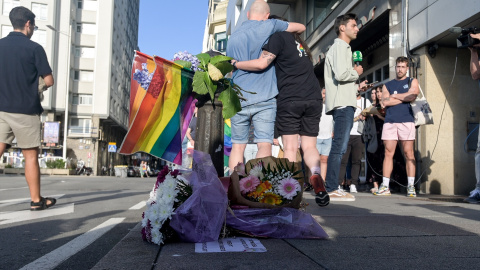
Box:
[194,97,224,177]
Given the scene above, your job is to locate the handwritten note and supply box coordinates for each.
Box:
[195,238,267,253]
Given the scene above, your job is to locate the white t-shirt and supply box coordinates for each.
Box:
[318,105,334,139]
[351,97,371,136]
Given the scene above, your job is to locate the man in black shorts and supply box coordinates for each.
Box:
[233,16,325,204]
[0,7,56,210]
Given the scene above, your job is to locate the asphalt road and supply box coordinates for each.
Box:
[0,174,155,270]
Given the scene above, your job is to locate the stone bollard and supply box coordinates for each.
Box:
[195,97,224,177]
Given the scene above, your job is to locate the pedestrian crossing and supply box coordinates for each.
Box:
[1,195,146,270]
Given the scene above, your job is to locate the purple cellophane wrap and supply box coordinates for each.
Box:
[169,150,228,243]
[226,208,329,239]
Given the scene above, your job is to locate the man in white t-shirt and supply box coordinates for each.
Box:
[339,93,371,193]
[316,88,334,182]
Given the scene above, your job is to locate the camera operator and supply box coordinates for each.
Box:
[465,33,480,203]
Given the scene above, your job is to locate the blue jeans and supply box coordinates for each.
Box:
[231,99,276,144]
[325,107,355,192]
[475,131,480,190]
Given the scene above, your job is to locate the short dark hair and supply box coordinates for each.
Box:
[9,6,35,30]
[334,13,357,36]
[395,56,409,67]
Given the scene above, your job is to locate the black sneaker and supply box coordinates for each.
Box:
[464,189,480,204]
[310,174,330,207]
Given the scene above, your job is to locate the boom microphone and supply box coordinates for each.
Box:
[353,51,362,66]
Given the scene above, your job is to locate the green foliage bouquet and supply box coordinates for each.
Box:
[173,51,254,119]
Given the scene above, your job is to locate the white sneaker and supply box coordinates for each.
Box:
[349,184,358,193]
[338,185,344,191]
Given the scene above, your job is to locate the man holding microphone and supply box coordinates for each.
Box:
[314,13,366,206]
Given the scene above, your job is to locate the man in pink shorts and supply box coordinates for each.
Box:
[375,56,419,197]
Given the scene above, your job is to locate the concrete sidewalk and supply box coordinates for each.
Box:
[92,192,480,270]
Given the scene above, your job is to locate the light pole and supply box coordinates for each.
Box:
[47,24,72,160]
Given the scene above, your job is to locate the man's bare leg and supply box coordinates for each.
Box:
[401,140,416,177]
[320,155,328,182]
[256,142,272,159]
[382,140,398,179]
[229,143,247,171]
[22,147,42,203]
[281,134,299,162]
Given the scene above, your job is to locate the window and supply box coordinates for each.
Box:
[31,3,48,21]
[79,0,97,11]
[306,0,342,37]
[382,64,389,80]
[31,29,47,47]
[70,118,91,134]
[76,22,96,35]
[1,25,12,38]
[215,32,227,52]
[74,70,94,81]
[2,0,20,16]
[74,47,95,58]
[72,94,93,105]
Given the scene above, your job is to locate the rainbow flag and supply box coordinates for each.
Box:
[224,119,232,167]
[119,51,195,164]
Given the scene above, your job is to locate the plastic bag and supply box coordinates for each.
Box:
[169,150,228,242]
[226,207,328,239]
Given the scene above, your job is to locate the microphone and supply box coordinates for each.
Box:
[353,51,362,66]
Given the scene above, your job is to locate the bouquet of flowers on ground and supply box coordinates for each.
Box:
[233,157,303,207]
[141,166,192,245]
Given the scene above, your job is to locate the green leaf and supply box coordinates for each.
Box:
[214,61,234,76]
[196,53,211,69]
[173,60,192,69]
[192,71,209,95]
[218,85,242,119]
[204,71,217,100]
[210,55,233,65]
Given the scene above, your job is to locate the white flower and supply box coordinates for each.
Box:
[141,216,149,228]
[249,164,264,179]
[151,229,163,245]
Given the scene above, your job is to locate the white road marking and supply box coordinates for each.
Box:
[0,186,29,192]
[0,194,65,208]
[19,217,125,270]
[129,200,146,210]
[0,202,74,225]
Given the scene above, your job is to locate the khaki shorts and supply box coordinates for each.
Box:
[382,122,416,141]
[0,112,41,148]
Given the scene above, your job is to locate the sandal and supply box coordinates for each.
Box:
[30,197,57,211]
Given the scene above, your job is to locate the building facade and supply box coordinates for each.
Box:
[226,0,480,195]
[0,0,139,174]
[203,0,229,53]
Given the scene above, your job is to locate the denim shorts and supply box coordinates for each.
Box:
[316,138,332,156]
[231,99,276,144]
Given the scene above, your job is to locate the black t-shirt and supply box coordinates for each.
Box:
[262,31,322,105]
[188,116,197,140]
[0,32,52,114]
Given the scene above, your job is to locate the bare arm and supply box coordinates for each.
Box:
[391,78,419,102]
[470,45,480,80]
[381,85,402,107]
[42,73,54,88]
[233,50,277,71]
[285,22,306,34]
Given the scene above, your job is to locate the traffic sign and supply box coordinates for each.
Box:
[108,144,117,152]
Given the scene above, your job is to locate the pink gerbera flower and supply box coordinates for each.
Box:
[276,178,301,200]
[239,175,260,195]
